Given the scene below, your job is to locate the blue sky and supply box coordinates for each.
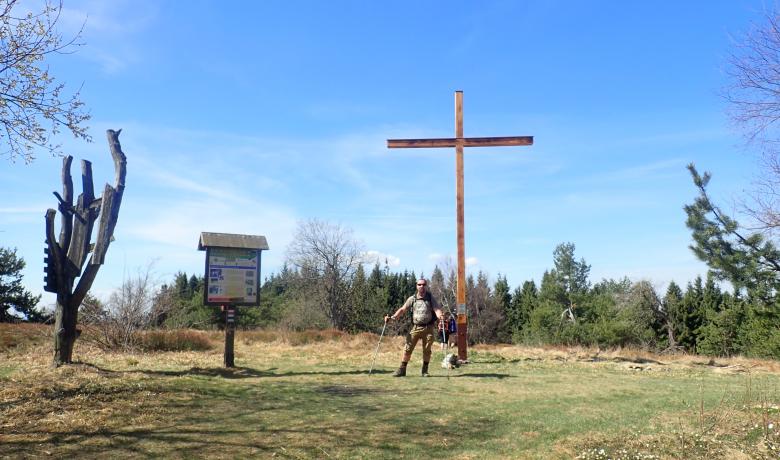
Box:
[0,1,769,309]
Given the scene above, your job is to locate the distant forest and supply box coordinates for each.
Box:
[86,237,780,360]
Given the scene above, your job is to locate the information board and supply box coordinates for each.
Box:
[204,247,260,306]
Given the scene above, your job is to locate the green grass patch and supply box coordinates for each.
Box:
[0,364,18,380]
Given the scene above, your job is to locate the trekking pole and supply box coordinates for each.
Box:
[443,317,451,380]
[368,320,388,376]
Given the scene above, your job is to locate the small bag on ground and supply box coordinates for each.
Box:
[441,353,459,369]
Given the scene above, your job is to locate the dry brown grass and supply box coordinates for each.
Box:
[5,324,780,374]
[137,329,214,351]
[477,342,780,374]
[0,322,50,352]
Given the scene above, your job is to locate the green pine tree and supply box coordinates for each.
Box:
[0,247,43,322]
[660,281,684,349]
[493,274,512,342]
[685,164,780,299]
[345,264,372,332]
[678,277,705,352]
[509,280,538,342]
[696,292,747,357]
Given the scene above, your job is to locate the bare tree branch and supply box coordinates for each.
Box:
[285,219,365,330]
[0,0,90,163]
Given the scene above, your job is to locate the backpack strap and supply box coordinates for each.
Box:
[424,292,436,326]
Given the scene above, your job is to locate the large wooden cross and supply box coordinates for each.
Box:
[387,91,533,361]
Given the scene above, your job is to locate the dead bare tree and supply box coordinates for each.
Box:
[44,129,126,365]
[429,261,457,317]
[285,219,364,330]
[724,9,780,234]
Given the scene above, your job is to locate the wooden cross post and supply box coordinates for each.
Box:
[388,91,533,361]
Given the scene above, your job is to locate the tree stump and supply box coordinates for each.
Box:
[45,129,127,365]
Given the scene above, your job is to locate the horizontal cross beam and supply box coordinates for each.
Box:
[387,136,533,149]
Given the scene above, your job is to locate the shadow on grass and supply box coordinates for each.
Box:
[0,376,502,459]
[316,384,382,397]
[137,366,273,379]
[1,417,493,459]
[508,357,543,363]
[120,365,509,380]
[82,362,389,379]
[454,372,513,379]
[609,356,665,365]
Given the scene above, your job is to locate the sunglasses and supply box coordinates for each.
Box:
[417,283,426,286]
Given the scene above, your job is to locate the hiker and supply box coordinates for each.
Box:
[384,277,444,377]
[438,312,450,351]
[446,313,457,348]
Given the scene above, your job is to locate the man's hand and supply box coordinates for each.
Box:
[384,315,392,323]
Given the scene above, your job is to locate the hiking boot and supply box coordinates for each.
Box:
[393,364,407,377]
[421,362,430,377]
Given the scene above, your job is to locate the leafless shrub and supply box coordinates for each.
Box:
[80,264,159,351]
[278,288,331,331]
[285,219,365,330]
[430,260,457,316]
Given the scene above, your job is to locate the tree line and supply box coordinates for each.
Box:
[3,225,780,359]
[23,236,765,359]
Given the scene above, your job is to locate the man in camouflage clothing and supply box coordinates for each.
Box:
[384,277,444,377]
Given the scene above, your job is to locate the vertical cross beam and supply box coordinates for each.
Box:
[454,91,468,360]
[388,91,533,361]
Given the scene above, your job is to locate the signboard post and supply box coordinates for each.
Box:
[223,306,237,367]
[198,232,269,368]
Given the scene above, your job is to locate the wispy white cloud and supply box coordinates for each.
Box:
[143,167,242,202]
[428,253,444,262]
[124,197,296,250]
[115,122,400,194]
[304,102,381,120]
[615,128,730,148]
[617,158,688,178]
[560,190,657,210]
[61,0,157,35]
[59,0,159,74]
[119,194,297,284]
[577,158,688,185]
[0,204,49,225]
[0,206,48,214]
[364,250,400,267]
[426,253,479,269]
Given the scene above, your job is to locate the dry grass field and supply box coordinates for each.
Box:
[2,323,780,459]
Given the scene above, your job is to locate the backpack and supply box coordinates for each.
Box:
[411,292,436,326]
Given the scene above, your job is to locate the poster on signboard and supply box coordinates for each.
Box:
[204,247,260,306]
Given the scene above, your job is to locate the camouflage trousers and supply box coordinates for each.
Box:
[404,323,435,362]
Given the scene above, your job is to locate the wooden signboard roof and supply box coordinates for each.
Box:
[198,232,269,251]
